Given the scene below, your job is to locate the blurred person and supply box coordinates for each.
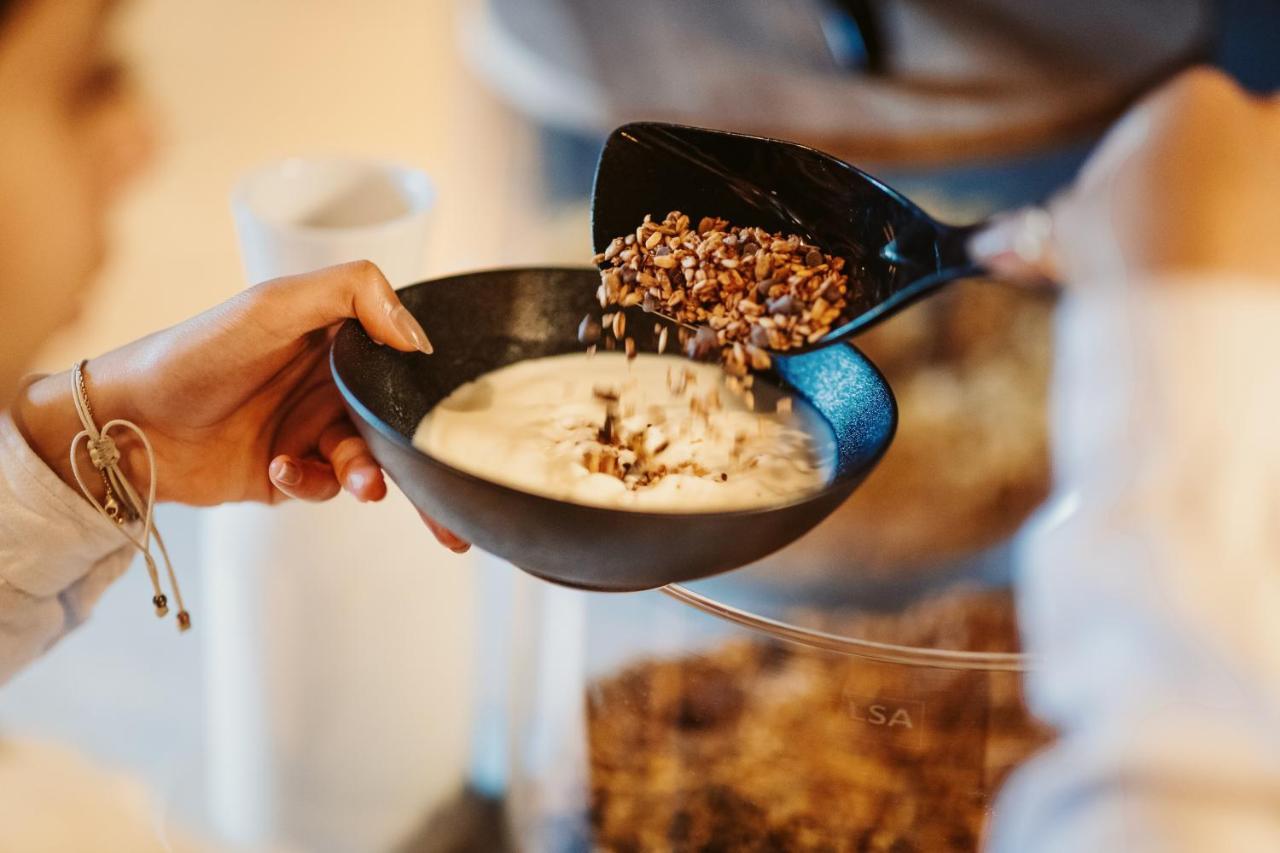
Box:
[970,68,1280,850]
[0,1,464,847]
[0,0,467,682]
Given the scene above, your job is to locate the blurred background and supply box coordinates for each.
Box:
[1,1,1277,851]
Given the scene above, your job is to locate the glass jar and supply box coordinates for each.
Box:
[502,551,1050,852]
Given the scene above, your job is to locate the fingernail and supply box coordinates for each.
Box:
[390,305,433,354]
[967,219,1015,263]
[270,458,301,486]
[969,208,1059,284]
[450,543,471,554]
[347,468,371,495]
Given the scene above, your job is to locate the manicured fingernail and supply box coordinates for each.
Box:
[270,458,301,486]
[450,543,471,554]
[347,468,371,494]
[967,220,1014,263]
[390,305,433,354]
[967,208,1061,285]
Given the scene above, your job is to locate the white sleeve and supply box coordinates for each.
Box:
[990,277,1280,852]
[0,413,135,685]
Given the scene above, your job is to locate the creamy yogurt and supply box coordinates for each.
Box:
[412,353,831,512]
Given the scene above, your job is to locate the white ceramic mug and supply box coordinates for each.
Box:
[208,159,475,851]
[231,157,435,285]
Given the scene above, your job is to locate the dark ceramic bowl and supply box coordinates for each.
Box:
[330,267,896,591]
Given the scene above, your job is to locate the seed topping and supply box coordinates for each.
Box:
[593,211,854,360]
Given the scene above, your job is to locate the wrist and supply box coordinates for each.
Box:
[10,360,145,504]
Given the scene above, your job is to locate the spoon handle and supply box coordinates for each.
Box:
[936,221,988,278]
[843,221,990,336]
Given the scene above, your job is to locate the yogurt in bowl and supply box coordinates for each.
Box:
[413,352,832,513]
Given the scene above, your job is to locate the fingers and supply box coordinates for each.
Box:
[270,418,470,552]
[254,260,432,354]
[270,382,388,503]
[1155,65,1247,111]
[1072,66,1266,202]
[967,205,1062,285]
[417,510,471,554]
[972,67,1270,290]
[318,420,387,502]
[269,455,342,502]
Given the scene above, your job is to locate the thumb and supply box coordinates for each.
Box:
[967,205,1062,286]
[256,260,433,354]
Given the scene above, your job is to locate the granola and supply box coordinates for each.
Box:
[593,211,858,375]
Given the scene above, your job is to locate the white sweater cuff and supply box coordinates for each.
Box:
[0,413,132,598]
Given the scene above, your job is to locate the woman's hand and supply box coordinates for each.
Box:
[13,261,469,552]
[971,67,1280,285]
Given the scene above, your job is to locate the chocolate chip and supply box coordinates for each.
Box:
[598,411,615,444]
[577,314,602,345]
[767,295,798,315]
[686,326,720,360]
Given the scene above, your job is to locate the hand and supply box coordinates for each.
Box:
[971,67,1280,285]
[13,261,470,552]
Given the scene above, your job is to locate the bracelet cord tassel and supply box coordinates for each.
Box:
[68,361,189,632]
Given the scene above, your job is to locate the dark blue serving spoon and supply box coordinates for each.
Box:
[592,122,990,352]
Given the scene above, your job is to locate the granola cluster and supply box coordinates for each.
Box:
[593,211,855,374]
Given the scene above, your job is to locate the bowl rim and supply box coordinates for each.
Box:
[329,266,897,523]
[662,583,1032,671]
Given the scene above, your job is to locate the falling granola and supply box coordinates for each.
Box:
[593,210,857,375]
